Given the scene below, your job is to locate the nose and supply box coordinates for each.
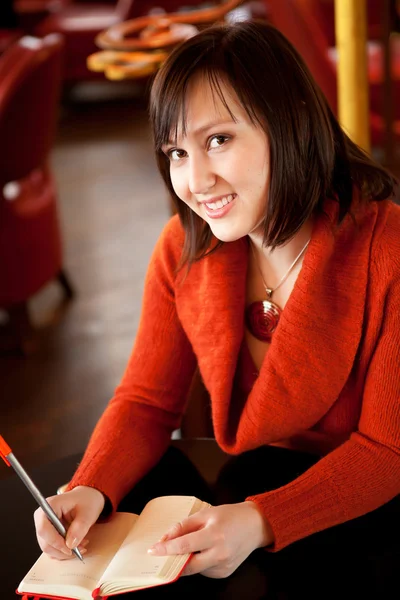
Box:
[188,155,216,195]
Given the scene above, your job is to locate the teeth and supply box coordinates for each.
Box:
[206,194,235,210]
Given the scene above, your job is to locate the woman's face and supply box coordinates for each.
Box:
[161,75,270,243]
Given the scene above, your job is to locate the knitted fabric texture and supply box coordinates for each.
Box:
[69,197,400,551]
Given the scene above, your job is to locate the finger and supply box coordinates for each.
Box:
[60,509,95,550]
[76,539,90,554]
[53,547,89,560]
[34,497,93,554]
[157,510,210,543]
[58,508,94,550]
[181,549,216,576]
[148,527,211,557]
[158,521,186,543]
[34,507,72,557]
[37,533,73,560]
[38,535,90,560]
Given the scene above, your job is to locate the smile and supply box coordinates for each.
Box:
[202,194,237,219]
[205,194,236,211]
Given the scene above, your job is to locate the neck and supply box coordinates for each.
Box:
[248,218,314,288]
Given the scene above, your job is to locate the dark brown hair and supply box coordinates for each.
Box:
[149,19,397,265]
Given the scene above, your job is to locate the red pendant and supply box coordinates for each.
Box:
[245,300,282,342]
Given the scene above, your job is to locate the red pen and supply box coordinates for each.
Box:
[0,434,84,561]
[0,435,11,466]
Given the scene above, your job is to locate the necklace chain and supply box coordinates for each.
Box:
[251,238,310,297]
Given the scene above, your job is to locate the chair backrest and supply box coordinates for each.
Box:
[0,34,64,186]
[267,0,338,113]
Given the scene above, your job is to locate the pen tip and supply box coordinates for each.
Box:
[73,548,85,562]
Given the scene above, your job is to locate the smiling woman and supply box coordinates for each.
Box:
[159,75,270,245]
[31,19,400,584]
[149,20,394,265]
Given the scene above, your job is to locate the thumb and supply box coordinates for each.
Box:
[65,509,97,549]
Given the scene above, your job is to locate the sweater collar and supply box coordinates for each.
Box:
[176,198,378,452]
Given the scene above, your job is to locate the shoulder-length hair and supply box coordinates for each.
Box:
[149,19,397,266]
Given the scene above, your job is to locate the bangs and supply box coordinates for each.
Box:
[149,38,260,151]
[151,69,238,151]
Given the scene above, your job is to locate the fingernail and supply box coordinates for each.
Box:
[78,544,89,552]
[67,537,78,550]
[147,546,157,554]
[61,546,72,556]
[158,534,168,543]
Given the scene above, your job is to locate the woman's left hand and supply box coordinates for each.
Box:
[147,501,274,578]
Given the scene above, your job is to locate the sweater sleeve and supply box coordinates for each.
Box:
[246,276,400,551]
[67,216,197,509]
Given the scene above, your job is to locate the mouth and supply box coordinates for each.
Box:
[201,193,237,219]
[201,194,236,211]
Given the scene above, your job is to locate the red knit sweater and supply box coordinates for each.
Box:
[69,197,400,551]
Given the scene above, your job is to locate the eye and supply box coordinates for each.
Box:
[208,135,230,149]
[167,148,187,162]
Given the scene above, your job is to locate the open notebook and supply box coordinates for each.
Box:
[17,495,210,600]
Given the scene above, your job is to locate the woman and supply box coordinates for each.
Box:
[34,20,400,578]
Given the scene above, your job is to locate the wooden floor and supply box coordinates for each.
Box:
[0,82,170,479]
[1,81,399,482]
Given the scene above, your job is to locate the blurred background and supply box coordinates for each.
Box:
[1,0,399,479]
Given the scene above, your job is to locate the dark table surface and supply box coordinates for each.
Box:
[1,439,399,600]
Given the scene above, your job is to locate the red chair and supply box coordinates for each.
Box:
[0,34,73,352]
[30,0,135,82]
[266,0,400,147]
[13,0,71,34]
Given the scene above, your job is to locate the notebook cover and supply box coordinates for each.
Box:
[17,593,84,600]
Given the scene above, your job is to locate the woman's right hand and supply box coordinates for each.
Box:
[34,485,106,560]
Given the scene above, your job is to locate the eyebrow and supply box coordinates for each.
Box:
[163,119,237,147]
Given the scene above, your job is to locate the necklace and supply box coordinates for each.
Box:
[246,238,310,342]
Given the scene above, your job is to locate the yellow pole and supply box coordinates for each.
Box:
[334,0,370,152]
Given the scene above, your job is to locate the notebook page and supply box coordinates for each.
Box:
[18,512,138,597]
[99,496,203,584]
